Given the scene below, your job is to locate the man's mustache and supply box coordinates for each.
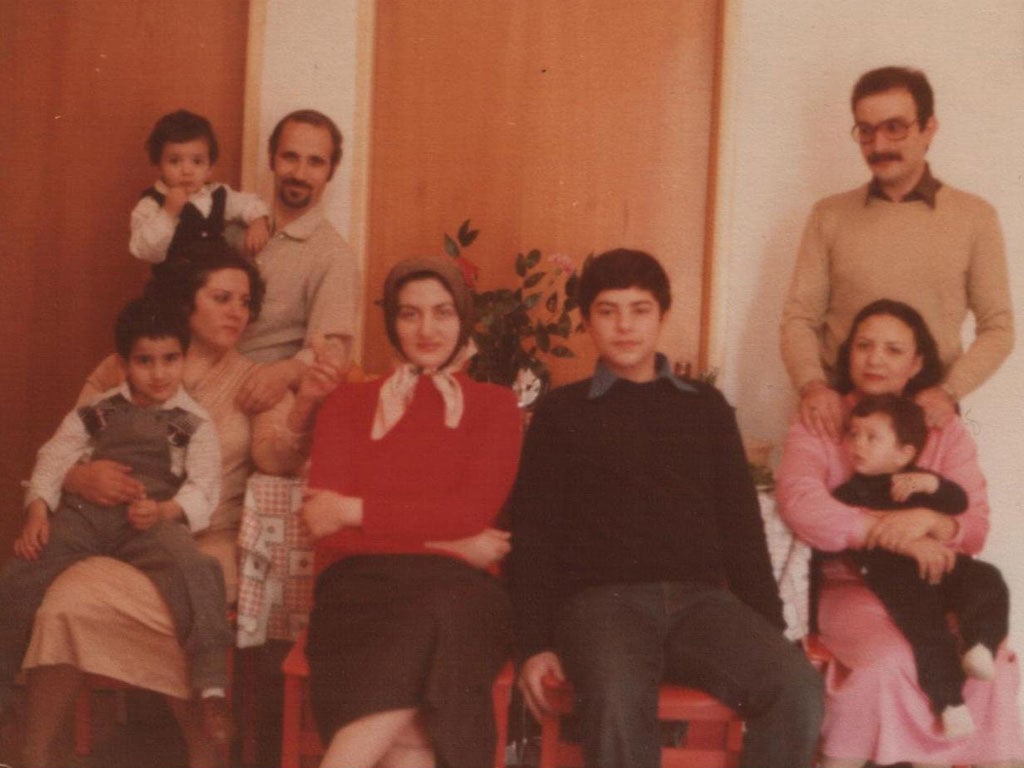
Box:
[868,152,902,164]
[283,179,313,191]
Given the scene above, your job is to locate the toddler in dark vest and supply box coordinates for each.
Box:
[130,109,269,265]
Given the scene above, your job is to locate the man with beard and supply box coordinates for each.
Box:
[236,109,360,411]
[780,66,1013,440]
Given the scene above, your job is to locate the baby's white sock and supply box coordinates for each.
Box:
[941,704,975,740]
[200,686,227,699]
[962,643,996,681]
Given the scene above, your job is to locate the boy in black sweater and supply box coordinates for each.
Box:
[834,394,1009,740]
[508,249,823,768]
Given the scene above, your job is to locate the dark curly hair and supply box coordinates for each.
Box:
[834,299,942,397]
[114,296,190,359]
[145,109,219,165]
[145,241,265,322]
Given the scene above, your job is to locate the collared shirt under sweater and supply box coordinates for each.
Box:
[509,357,784,660]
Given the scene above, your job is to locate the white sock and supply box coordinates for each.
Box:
[962,643,996,681]
[200,687,226,699]
[941,704,975,740]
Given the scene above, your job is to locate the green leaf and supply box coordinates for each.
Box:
[565,273,579,298]
[545,293,558,313]
[523,292,541,309]
[523,272,545,288]
[551,346,574,358]
[563,295,578,312]
[525,249,541,269]
[536,326,550,351]
[444,234,459,258]
[457,220,479,247]
[515,252,527,277]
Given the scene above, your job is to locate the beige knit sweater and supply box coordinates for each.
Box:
[780,182,1013,399]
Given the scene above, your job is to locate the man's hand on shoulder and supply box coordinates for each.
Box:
[914,385,957,429]
[517,651,566,721]
[798,379,845,442]
[237,359,307,414]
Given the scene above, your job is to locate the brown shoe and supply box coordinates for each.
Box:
[200,695,234,747]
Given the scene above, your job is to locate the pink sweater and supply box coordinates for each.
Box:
[776,411,989,556]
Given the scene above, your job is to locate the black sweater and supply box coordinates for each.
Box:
[508,375,784,660]
[832,470,967,516]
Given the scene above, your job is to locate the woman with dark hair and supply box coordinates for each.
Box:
[300,257,521,768]
[777,299,1023,767]
[18,244,307,768]
[832,299,944,398]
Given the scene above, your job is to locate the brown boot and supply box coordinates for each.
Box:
[200,694,234,748]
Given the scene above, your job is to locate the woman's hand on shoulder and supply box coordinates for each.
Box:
[899,537,956,585]
[425,528,511,570]
[300,489,363,540]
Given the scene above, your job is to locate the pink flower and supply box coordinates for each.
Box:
[547,253,576,275]
[455,256,480,290]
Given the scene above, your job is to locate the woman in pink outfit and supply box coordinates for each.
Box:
[777,299,1024,767]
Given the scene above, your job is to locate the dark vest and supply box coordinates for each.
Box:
[141,185,228,262]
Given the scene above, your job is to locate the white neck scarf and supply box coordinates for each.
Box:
[370,341,476,440]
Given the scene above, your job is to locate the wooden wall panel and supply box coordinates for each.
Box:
[365,0,719,380]
[0,1,249,556]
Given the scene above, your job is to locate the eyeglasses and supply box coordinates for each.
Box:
[851,118,914,144]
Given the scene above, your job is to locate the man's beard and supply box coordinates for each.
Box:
[278,180,313,209]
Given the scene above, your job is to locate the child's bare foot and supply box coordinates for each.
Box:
[941,704,975,740]
[962,643,996,681]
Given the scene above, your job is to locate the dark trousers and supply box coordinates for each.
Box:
[555,582,823,768]
[859,551,1009,712]
[0,497,233,694]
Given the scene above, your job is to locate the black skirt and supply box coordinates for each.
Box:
[306,554,512,768]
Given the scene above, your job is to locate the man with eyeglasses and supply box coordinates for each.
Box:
[780,66,1013,439]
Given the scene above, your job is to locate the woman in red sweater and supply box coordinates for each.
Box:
[300,257,522,768]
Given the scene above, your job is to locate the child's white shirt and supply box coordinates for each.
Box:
[129,180,269,264]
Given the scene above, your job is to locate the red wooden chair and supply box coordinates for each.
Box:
[281,630,515,768]
[537,674,743,768]
[73,640,257,765]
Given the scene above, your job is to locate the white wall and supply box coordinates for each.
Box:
[242,0,375,349]
[714,0,1024,716]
